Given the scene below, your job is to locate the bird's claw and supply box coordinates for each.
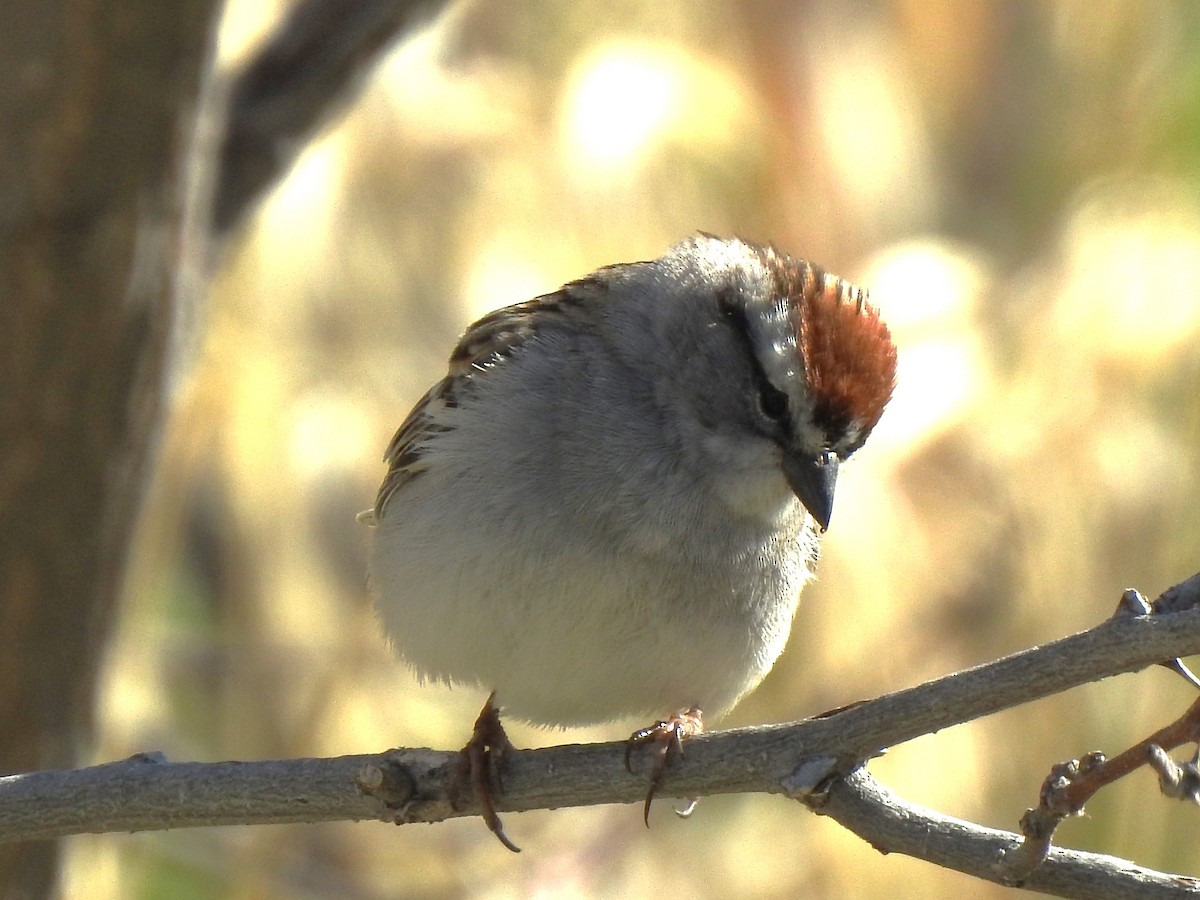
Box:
[451,692,521,852]
[625,707,704,826]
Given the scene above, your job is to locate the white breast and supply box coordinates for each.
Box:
[370,467,816,726]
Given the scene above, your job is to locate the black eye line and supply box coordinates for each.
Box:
[717,290,794,438]
[810,402,866,460]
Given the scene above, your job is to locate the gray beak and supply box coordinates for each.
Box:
[782,450,839,531]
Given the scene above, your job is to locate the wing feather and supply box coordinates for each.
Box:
[372,276,610,518]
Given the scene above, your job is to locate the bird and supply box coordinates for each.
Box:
[363,234,897,850]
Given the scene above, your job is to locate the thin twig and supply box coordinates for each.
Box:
[997,576,1200,881]
[821,769,1200,899]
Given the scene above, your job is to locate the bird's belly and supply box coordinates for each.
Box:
[371,517,811,727]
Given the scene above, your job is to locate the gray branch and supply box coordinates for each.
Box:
[212,0,451,236]
[821,769,1200,899]
[3,584,1200,899]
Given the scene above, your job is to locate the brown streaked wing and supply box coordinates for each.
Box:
[373,277,608,516]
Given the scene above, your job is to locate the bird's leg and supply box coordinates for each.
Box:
[625,707,704,825]
[451,692,520,852]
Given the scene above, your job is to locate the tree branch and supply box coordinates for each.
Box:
[213,0,451,236]
[818,769,1200,899]
[2,577,1200,897]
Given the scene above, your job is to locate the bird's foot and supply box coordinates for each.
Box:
[625,707,704,825]
[451,692,520,852]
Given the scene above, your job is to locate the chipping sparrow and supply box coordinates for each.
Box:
[364,234,896,847]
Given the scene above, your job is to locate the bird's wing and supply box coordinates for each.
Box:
[372,275,612,518]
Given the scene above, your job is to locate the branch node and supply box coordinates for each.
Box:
[781,755,841,808]
[1115,588,1152,618]
[1040,752,1105,816]
[125,751,169,765]
[996,752,1106,883]
[355,756,415,810]
[1114,584,1200,690]
[1148,744,1200,804]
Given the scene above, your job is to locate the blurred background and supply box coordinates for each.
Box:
[68,0,1200,896]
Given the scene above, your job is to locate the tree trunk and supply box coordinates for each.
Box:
[0,2,221,895]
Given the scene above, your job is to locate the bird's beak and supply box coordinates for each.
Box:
[782,450,839,531]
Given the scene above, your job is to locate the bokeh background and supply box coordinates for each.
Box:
[67,0,1200,896]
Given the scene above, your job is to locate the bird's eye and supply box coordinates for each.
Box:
[758,383,789,421]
